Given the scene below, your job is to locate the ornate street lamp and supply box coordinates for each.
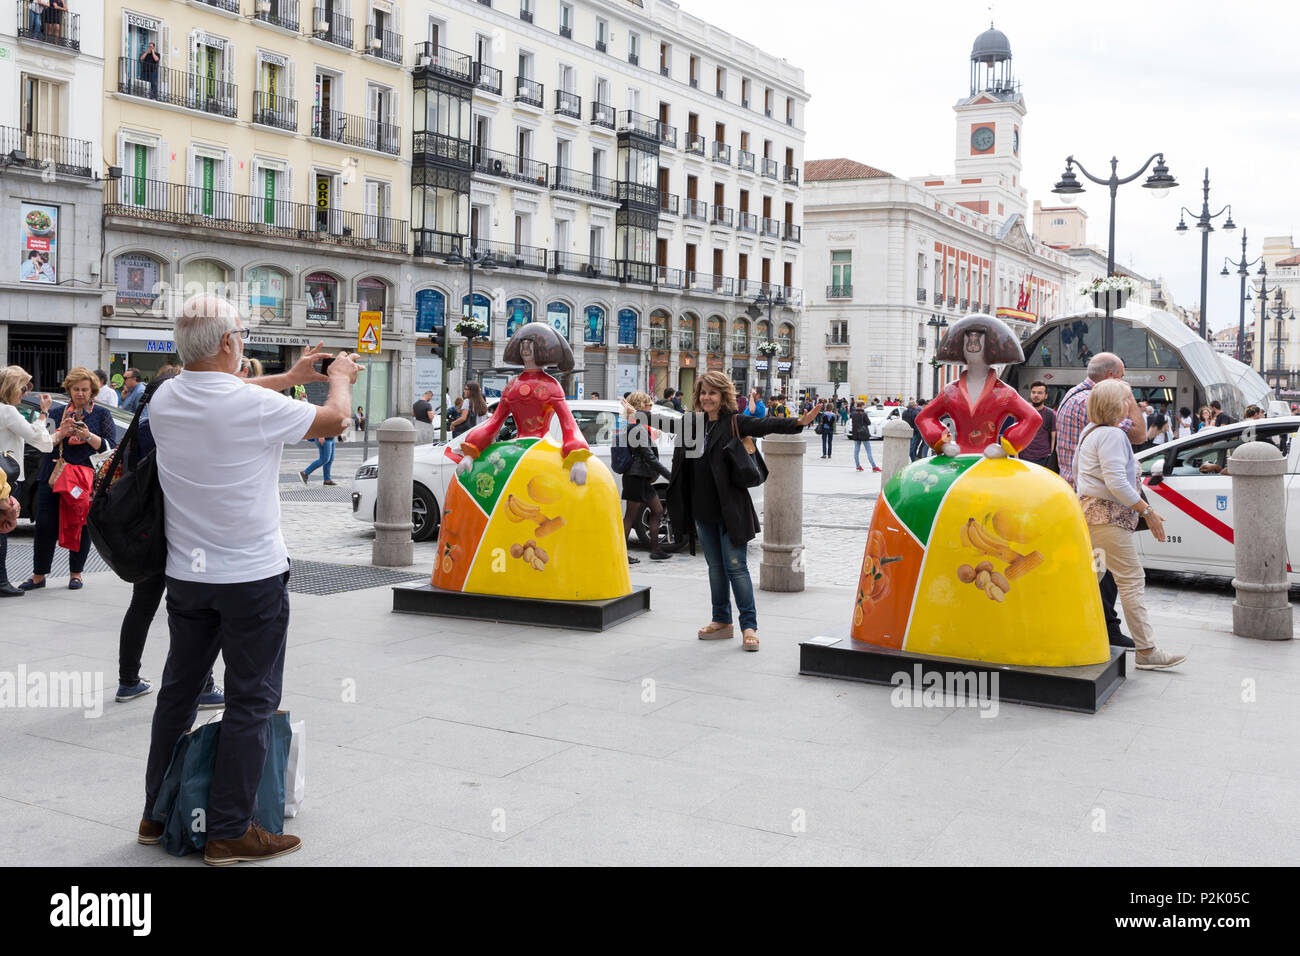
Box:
[926,314,948,397]
[444,242,497,439]
[1175,168,1235,340]
[752,287,785,400]
[1267,288,1296,400]
[1220,228,1262,363]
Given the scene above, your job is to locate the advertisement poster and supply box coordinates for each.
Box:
[584,306,605,343]
[248,266,285,319]
[617,308,638,346]
[546,301,570,338]
[506,298,532,337]
[415,289,445,334]
[461,292,490,324]
[114,254,160,308]
[305,272,337,323]
[616,361,638,395]
[19,202,57,284]
[414,355,442,400]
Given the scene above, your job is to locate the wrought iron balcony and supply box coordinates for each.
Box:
[916,288,927,303]
[253,0,299,31]
[252,91,297,132]
[365,25,402,63]
[689,76,699,89]
[591,101,615,129]
[117,59,237,118]
[825,333,850,345]
[761,157,779,179]
[684,198,707,221]
[414,43,474,83]
[738,211,758,233]
[655,268,684,291]
[660,192,679,215]
[982,303,991,313]
[15,1,79,49]
[105,176,409,254]
[685,272,734,296]
[826,285,852,299]
[628,52,638,66]
[737,150,755,172]
[311,7,352,49]
[933,290,942,304]
[414,131,471,167]
[519,7,532,23]
[783,285,804,308]
[471,145,549,186]
[783,222,801,242]
[473,62,502,95]
[515,76,544,108]
[554,89,582,119]
[761,217,781,238]
[552,251,617,278]
[620,260,656,286]
[658,122,677,148]
[596,39,607,53]
[660,64,669,77]
[413,229,463,259]
[551,166,619,202]
[947,296,957,308]
[470,238,549,271]
[712,141,732,164]
[737,279,770,298]
[685,132,705,155]
[0,125,92,177]
[618,109,658,138]
[711,206,734,228]
[783,165,800,186]
[311,107,400,155]
[559,24,572,39]
[616,182,658,207]
[959,298,969,310]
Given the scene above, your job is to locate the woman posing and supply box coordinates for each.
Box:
[0,366,54,595]
[667,371,821,651]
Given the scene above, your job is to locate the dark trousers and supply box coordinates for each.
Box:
[119,574,166,686]
[821,430,833,457]
[1024,455,1056,472]
[33,482,91,575]
[909,431,928,461]
[1100,569,1123,637]
[143,570,290,840]
[0,530,9,582]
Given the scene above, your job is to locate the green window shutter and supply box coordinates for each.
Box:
[264,168,276,222]
[201,157,214,215]
[133,144,148,205]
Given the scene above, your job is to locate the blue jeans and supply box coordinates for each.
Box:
[909,431,928,460]
[695,520,757,631]
[821,429,833,457]
[303,438,335,481]
[853,439,877,468]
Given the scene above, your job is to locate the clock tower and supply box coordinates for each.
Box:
[948,24,1027,222]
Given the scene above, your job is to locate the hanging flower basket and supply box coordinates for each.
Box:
[756,340,780,357]
[455,318,489,339]
[1082,275,1138,311]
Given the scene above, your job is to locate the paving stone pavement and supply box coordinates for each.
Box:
[4,434,1299,866]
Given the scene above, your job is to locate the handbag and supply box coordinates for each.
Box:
[1,450,18,489]
[47,441,65,489]
[285,719,306,818]
[86,403,166,583]
[725,414,768,488]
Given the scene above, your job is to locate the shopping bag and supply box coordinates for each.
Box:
[284,720,306,818]
[153,711,293,857]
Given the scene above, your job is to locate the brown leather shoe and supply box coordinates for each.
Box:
[204,823,302,866]
[138,817,164,845]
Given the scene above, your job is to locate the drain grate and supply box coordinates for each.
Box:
[279,486,354,503]
[286,560,426,595]
[2,538,112,577]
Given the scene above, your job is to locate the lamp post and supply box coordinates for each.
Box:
[927,313,948,397]
[1175,168,1235,340]
[1220,228,1262,363]
[445,242,497,439]
[1051,153,1177,352]
[753,287,785,399]
[1253,264,1279,384]
[1267,289,1296,400]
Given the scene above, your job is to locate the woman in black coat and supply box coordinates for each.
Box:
[667,370,822,651]
[619,391,671,564]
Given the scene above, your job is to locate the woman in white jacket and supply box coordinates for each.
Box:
[0,366,54,595]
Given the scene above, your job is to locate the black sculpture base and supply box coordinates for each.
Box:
[392,584,650,632]
[799,636,1126,714]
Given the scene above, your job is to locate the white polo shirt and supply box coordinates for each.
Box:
[149,370,318,584]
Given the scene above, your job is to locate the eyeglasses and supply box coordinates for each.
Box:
[225,326,250,341]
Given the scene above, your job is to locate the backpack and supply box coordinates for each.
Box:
[610,443,631,474]
[87,396,165,583]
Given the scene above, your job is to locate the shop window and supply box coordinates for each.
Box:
[732,318,749,353]
[617,308,638,347]
[182,259,230,300]
[415,288,445,334]
[649,310,668,350]
[546,301,571,339]
[778,323,793,358]
[305,272,339,325]
[584,305,605,344]
[248,266,288,321]
[114,253,164,310]
[358,276,388,325]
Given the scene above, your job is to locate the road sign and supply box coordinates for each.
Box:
[358,311,382,354]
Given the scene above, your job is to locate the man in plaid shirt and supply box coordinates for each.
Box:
[1055,352,1144,647]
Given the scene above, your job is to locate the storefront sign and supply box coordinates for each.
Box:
[616,362,637,395]
[414,355,442,399]
[247,333,310,347]
[19,202,57,284]
[114,254,160,308]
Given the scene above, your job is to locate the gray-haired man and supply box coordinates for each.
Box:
[138,294,360,864]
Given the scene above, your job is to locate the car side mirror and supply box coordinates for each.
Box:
[1147,457,1165,487]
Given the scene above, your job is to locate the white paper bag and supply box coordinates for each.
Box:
[284,719,305,818]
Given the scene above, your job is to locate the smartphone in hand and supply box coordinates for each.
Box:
[315,357,335,376]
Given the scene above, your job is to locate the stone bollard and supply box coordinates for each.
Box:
[1229,441,1293,641]
[759,432,806,592]
[372,416,415,568]
[881,419,913,487]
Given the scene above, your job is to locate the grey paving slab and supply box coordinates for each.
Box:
[342,716,575,778]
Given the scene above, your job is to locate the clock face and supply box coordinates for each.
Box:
[1013,128,1020,155]
[971,126,994,152]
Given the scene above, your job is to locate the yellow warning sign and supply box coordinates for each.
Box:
[358,311,382,354]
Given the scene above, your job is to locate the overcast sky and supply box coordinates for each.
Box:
[691,0,1300,333]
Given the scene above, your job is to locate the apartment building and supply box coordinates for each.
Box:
[0,0,105,387]
[411,0,808,399]
[102,0,413,413]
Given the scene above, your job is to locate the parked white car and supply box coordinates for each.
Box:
[1134,417,1300,583]
[351,399,687,550]
[866,405,900,439]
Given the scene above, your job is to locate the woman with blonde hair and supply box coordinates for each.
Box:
[20,367,115,591]
[667,370,822,650]
[0,365,54,594]
[619,391,671,564]
[1075,378,1185,670]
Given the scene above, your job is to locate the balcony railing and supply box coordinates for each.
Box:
[947,296,957,308]
[471,145,549,186]
[657,268,684,290]
[552,251,617,278]
[16,1,79,49]
[738,211,758,233]
[982,303,991,313]
[660,64,669,77]
[0,126,92,177]
[365,25,402,63]
[737,149,755,172]
[710,206,734,228]
[473,62,502,95]
[684,198,707,221]
[414,43,474,83]
[591,101,615,129]
[515,76,544,107]
[660,192,679,215]
[414,131,472,167]
[826,285,852,299]
[685,272,734,296]
[761,157,779,179]
[471,238,549,271]
[519,8,532,23]
[916,288,927,303]
[616,182,658,207]
[783,165,800,185]
[559,24,572,39]
[620,260,655,285]
[596,39,607,53]
[254,0,299,32]
[825,334,850,345]
[413,229,462,258]
[959,298,969,310]
[658,122,677,148]
[554,89,582,119]
[782,222,801,242]
[551,166,619,202]
[618,109,658,138]
[712,141,732,164]
[311,107,400,155]
[628,52,638,65]
[252,91,297,132]
[117,59,237,118]
[311,7,352,49]
[933,290,942,304]
[761,217,780,237]
[685,132,705,155]
[737,279,779,299]
[104,176,408,254]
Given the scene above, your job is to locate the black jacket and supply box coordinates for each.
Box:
[625,418,669,481]
[849,410,871,441]
[667,410,804,546]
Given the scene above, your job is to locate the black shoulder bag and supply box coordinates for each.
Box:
[726,415,769,488]
[87,401,165,583]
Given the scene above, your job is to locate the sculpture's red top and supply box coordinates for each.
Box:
[914,370,1042,455]
[460,369,590,462]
